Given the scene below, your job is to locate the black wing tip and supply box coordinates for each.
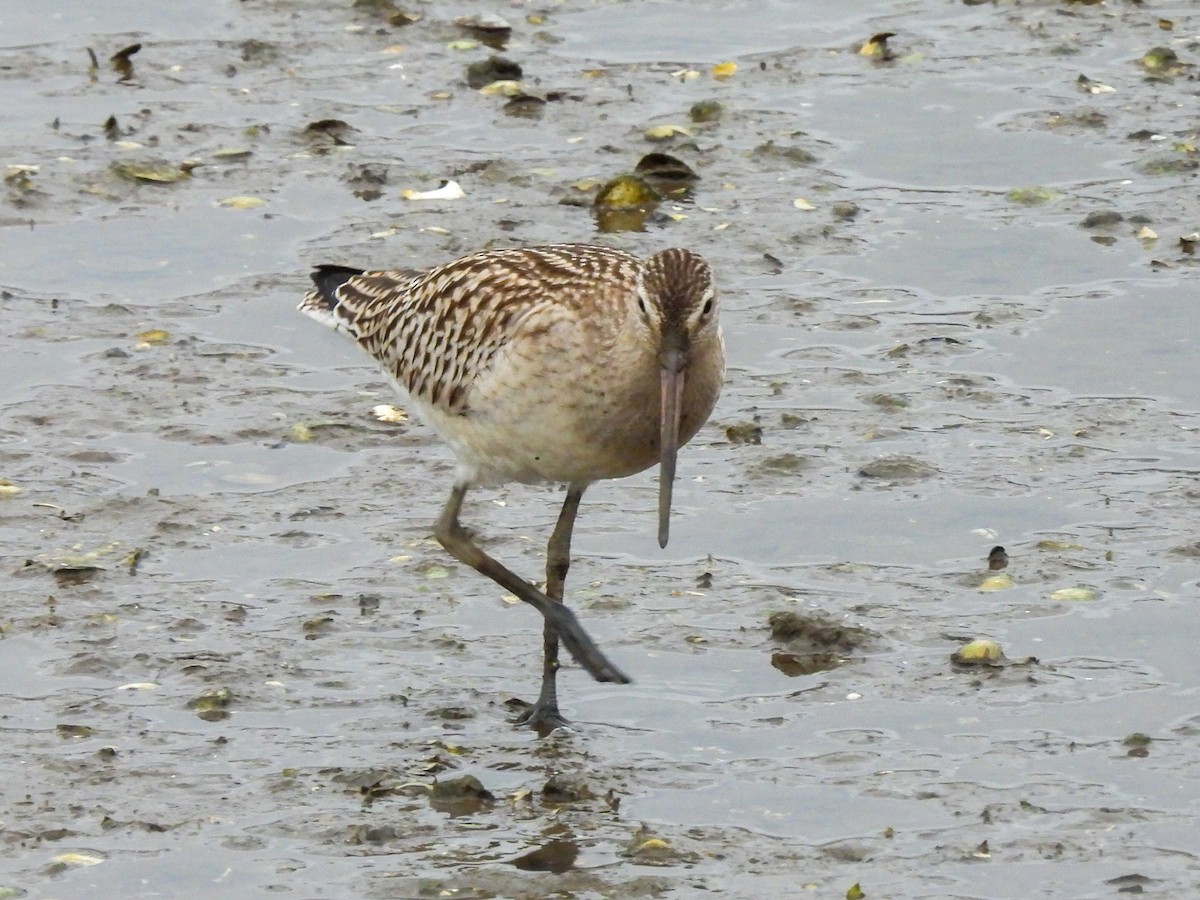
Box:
[309,264,365,303]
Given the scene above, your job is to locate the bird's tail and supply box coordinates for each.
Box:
[298,264,367,336]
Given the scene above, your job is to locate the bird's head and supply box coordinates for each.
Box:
[634,248,721,548]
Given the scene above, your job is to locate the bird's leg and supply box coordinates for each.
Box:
[516,483,585,732]
[434,483,629,686]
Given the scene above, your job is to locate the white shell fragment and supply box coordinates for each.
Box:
[401,180,466,201]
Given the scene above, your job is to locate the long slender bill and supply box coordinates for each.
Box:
[658,364,686,548]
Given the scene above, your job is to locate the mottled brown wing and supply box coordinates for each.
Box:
[302,244,642,415]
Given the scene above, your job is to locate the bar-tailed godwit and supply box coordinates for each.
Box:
[299,243,724,730]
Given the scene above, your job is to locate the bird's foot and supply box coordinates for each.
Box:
[544,603,631,685]
[512,700,571,736]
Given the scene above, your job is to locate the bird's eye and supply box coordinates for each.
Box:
[637,294,649,317]
[700,297,713,317]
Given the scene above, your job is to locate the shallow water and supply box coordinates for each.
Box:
[2,0,1199,897]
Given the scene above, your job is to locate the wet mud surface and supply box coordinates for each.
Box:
[2,0,1200,897]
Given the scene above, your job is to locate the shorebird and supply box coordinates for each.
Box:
[299,243,724,730]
